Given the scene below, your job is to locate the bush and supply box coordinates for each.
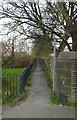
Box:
[2,55,34,68]
[2,55,13,68]
[20,59,27,67]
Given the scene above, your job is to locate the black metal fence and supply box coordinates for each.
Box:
[2,61,34,101]
[20,62,34,96]
[2,73,20,100]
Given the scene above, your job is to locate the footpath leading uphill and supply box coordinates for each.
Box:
[2,63,75,118]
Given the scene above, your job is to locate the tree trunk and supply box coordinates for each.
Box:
[56,39,72,57]
[56,41,67,57]
[72,34,77,51]
[67,22,77,51]
[12,39,14,57]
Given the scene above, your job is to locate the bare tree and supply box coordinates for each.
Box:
[57,1,77,51]
[0,1,76,57]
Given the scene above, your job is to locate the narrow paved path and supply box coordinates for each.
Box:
[2,63,75,118]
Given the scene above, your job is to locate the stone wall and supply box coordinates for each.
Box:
[56,52,77,103]
[39,52,77,103]
[39,56,54,83]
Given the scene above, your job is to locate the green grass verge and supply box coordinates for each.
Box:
[43,72,52,88]
[2,68,25,105]
[39,60,52,89]
[2,68,25,76]
[62,102,77,107]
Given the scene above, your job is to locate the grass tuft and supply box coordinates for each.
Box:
[50,93,77,107]
[51,94,59,105]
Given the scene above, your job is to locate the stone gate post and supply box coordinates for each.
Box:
[56,52,77,102]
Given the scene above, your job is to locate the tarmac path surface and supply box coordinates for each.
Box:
[2,63,75,118]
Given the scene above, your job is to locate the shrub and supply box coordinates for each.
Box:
[2,55,34,68]
[20,59,27,67]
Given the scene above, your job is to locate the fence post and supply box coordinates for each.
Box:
[16,74,17,97]
[13,75,14,99]
[20,76,22,97]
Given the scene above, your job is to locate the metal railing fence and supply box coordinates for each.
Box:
[19,62,34,96]
[2,73,20,100]
[2,61,35,101]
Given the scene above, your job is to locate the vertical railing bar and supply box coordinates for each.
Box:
[13,74,14,99]
[18,76,19,97]
[7,73,11,98]
[2,74,5,98]
[4,76,6,96]
[7,75,8,97]
[20,76,22,97]
[16,74,17,97]
[10,74,11,98]
[2,75,3,98]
